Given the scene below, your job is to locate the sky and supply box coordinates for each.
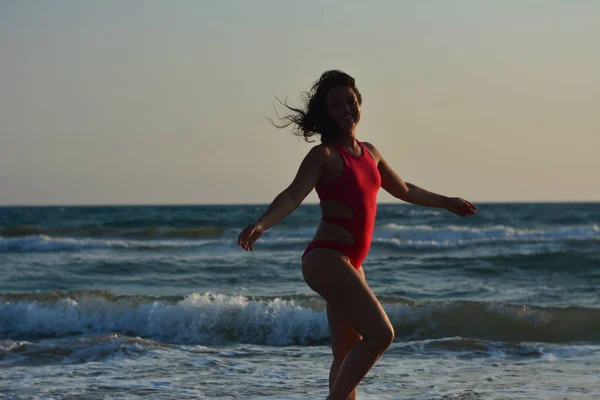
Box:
[1,0,599,205]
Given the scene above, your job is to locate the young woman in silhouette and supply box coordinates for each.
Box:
[238,70,477,399]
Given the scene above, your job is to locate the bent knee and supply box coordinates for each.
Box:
[367,324,395,350]
[379,324,395,348]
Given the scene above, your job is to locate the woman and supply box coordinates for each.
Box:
[238,70,477,400]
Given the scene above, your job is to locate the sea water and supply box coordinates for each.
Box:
[1,203,599,399]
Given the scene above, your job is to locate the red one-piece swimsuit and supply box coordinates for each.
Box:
[302,139,381,269]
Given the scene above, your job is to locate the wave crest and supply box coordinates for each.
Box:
[2,291,598,345]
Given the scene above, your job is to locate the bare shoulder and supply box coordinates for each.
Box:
[306,143,336,162]
[361,141,382,163]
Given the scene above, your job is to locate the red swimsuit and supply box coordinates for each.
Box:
[302,140,381,269]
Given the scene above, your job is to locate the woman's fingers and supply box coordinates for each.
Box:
[468,201,478,214]
[244,228,253,251]
[238,226,247,246]
[466,200,477,211]
[238,224,254,251]
[458,199,476,215]
[238,223,263,251]
[247,226,264,251]
[246,227,255,250]
[450,198,477,216]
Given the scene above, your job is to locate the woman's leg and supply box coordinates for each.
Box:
[327,266,365,399]
[303,250,394,400]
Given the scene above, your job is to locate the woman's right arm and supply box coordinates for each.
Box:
[238,146,328,251]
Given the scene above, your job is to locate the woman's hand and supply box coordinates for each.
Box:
[445,197,478,216]
[237,222,265,251]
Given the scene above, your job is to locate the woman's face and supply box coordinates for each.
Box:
[326,86,361,133]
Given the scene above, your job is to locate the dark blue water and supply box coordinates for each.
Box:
[1,203,599,399]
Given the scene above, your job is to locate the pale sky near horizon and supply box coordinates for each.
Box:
[1,1,599,205]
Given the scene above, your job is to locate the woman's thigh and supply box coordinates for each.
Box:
[302,249,392,341]
[327,267,365,357]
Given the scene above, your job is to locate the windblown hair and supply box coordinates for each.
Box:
[271,70,362,144]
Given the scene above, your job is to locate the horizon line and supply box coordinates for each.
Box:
[1,200,599,208]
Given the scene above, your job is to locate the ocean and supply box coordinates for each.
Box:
[1,203,599,399]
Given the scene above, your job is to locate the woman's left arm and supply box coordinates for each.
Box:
[364,142,477,216]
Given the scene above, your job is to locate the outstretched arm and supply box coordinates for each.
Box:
[364,142,477,216]
[238,146,328,250]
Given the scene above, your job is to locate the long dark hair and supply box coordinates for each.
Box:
[271,70,362,144]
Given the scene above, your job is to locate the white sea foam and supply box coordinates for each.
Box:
[0,292,330,345]
[374,223,600,248]
[2,293,598,345]
[0,235,215,252]
[1,224,598,252]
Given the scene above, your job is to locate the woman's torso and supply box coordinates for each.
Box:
[312,140,381,244]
